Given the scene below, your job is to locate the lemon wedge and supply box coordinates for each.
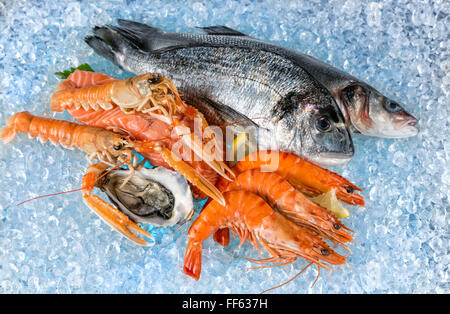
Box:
[311,189,350,219]
[228,132,257,167]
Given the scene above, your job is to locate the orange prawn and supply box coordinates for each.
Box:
[219,150,364,206]
[183,190,346,286]
[215,169,353,249]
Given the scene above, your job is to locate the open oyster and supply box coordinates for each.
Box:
[96,166,194,227]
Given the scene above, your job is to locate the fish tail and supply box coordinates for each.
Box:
[87,19,197,60]
[1,111,34,143]
[116,19,162,39]
[86,20,161,57]
[84,23,139,66]
[84,34,118,64]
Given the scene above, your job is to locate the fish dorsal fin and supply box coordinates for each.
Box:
[108,19,198,53]
[90,20,251,56]
[117,19,163,36]
[197,26,249,37]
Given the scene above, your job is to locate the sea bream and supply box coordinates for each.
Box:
[85,19,355,166]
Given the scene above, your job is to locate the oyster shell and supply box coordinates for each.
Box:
[96,166,194,227]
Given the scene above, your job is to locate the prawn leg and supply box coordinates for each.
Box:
[82,163,152,245]
[213,228,230,247]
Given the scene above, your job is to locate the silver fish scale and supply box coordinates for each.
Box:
[122,45,321,124]
[175,33,297,59]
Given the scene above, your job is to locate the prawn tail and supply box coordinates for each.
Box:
[0,111,106,152]
[51,69,119,113]
[51,80,76,112]
[0,111,33,144]
[183,240,203,280]
[0,126,16,144]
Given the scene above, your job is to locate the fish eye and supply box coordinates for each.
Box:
[384,101,402,113]
[316,116,331,132]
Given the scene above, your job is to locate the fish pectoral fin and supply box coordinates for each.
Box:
[180,91,260,129]
[197,26,250,37]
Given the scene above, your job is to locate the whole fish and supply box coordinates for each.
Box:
[86,19,355,166]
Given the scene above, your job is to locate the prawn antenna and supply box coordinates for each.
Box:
[259,262,313,294]
[16,160,127,206]
[16,188,84,206]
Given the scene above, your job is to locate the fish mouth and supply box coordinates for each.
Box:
[399,115,418,128]
[310,151,354,166]
[390,115,419,138]
[310,125,355,166]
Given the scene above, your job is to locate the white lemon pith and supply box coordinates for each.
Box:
[311,189,350,219]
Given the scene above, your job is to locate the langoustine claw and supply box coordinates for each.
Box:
[82,163,152,245]
[83,163,195,245]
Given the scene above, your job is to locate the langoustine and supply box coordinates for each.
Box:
[50,70,233,203]
[0,111,197,245]
[1,111,137,167]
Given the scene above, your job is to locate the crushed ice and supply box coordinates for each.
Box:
[0,0,448,293]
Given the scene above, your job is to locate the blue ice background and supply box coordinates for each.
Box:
[0,0,448,293]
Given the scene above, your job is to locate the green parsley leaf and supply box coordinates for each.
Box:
[55,63,95,79]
